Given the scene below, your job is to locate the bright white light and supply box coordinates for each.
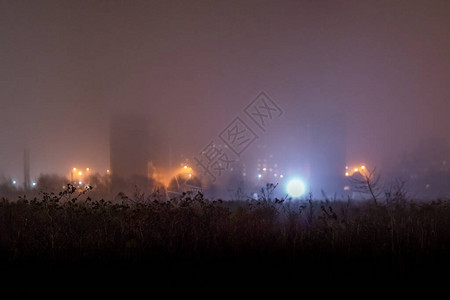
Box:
[12,180,16,184]
[32,182,36,186]
[286,179,306,198]
[279,174,283,178]
[79,181,82,184]
[258,174,262,178]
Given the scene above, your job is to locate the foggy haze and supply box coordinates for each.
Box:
[1,0,449,198]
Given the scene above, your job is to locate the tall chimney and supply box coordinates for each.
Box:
[24,148,30,191]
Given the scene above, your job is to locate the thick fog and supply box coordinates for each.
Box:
[1,0,449,199]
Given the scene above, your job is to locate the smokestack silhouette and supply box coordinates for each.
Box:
[24,148,30,191]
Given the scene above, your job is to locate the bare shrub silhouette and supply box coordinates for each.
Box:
[348,166,382,205]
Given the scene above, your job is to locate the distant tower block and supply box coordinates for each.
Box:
[109,115,152,180]
[308,112,347,195]
[24,148,30,191]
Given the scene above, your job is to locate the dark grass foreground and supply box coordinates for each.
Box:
[0,186,449,294]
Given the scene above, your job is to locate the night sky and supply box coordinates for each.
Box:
[1,0,449,192]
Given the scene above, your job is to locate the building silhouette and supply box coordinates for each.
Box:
[306,112,347,198]
[109,114,155,196]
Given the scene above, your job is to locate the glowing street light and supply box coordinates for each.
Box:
[286,178,306,198]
